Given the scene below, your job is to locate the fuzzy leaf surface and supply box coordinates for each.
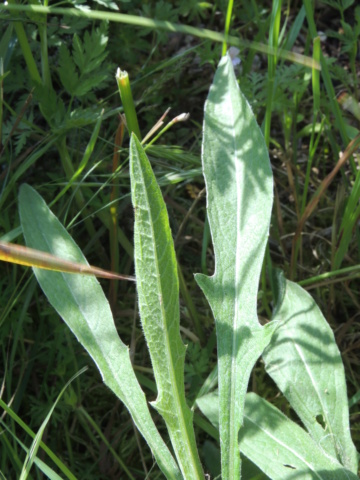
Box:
[263,272,359,473]
[195,54,277,479]
[197,392,358,480]
[130,134,204,479]
[19,184,182,480]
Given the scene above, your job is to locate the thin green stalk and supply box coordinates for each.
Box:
[4,4,319,69]
[116,69,141,140]
[51,114,103,207]
[289,34,322,278]
[282,5,306,51]
[7,0,41,85]
[301,117,325,215]
[0,426,24,475]
[303,0,357,174]
[144,113,190,148]
[261,0,282,307]
[264,0,282,147]
[56,138,107,263]
[222,0,234,56]
[303,34,321,201]
[109,119,124,309]
[0,399,78,480]
[0,58,3,148]
[56,137,76,182]
[97,210,134,258]
[38,23,52,90]
[77,407,136,479]
[298,265,360,288]
[261,245,273,319]
[333,176,360,270]
[292,36,323,275]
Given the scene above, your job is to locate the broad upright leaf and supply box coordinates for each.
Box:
[19,184,182,480]
[195,54,277,479]
[239,394,359,480]
[197,392,359,480]
[130,134,204,479]
[263,271,359,474]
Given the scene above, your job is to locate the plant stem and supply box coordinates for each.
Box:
[116,69,141,140]
[222,0,234,56]
[8,0,42,85]
[109,119,124,309]
[56,137,107,264]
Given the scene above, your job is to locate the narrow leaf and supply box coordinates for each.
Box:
[130,134,204,479]
[195,54,277,479]
[18,184,182,480]
[263,271,359,473]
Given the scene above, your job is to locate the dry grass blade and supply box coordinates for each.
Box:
[291,133,360,273]
[0,242,135,281]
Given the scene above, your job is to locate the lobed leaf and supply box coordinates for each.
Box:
[195,54,277,479]
[58,44,79,95]
[263,271,359,473]
[197,392,359,480]
[239,393,359,480]
[58,23,109,98]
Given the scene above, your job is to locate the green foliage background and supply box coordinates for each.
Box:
[0,0,359,478]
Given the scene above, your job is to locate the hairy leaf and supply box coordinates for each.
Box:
[19,184,182,480]
[196,392,358,480]
[130,134,204,479]
[263,271,359,473]
[195,54,277,479]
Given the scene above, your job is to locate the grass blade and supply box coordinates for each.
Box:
[0,399,77,479]
[0,241,135,281]
[19,368,87,480]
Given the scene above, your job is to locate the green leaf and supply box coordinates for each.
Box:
[195,54,277,479]
[58,44,79,96]
[73,27,108,75]
[263,271,359,473]
[33,84,66,128]
[18,184,182,480]
[92,0,119,11]
[197,392,359,480]
[0,24,15,70]
[58,23,109,98]
[240,394,359,480]
[130,134,204,479]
